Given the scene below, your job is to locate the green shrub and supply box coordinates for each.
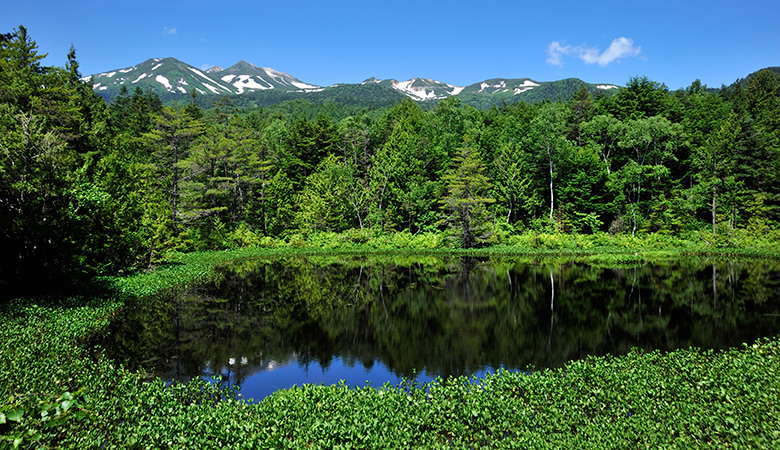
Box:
[222,223,262,249]
[3,245,780,447]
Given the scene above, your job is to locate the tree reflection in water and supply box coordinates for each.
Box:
[100,255,780,399]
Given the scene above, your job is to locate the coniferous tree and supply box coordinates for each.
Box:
[439,144,495,248]
[0,26,45,111]
[1,27,132,293]
[265,169,295,236]
[144,106,203,236]
[295,154,357,233]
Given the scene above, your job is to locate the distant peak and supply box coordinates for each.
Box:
[233,60,259,69]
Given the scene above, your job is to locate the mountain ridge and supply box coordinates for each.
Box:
[84,56,621,107]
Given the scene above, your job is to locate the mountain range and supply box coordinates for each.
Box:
[84,57,621,108]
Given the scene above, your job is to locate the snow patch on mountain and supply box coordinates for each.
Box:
[187,67,224,84]
[86,57,617,103]
[392,80,437,100]
[263,67,282,77]
[292,80,319,90]
[232,75,273,93]
[154,75,173,91]
[479,81,505,92]
[389,78,462,100]
[263,68,284,83]
[477,79,539,95]
[188,67,231,91]
[155,75,172,90]
[202,83,222,94]
[188,67,212,80]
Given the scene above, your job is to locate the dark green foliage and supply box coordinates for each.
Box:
[733,66,780,88]
[295,154,360,232]
[264,170,296,236]
[456,78,618,109]
[2,248,780,447]
[557,146,613,233]
[600,76,675,120]
[0,27,132,295]
[518,78,615,104]
[142,105,204,253]
[439,145,495,247]
[3,27,780,445]
[196,83,408,114]
[2,26,780,295]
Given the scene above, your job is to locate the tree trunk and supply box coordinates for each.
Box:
[172,142,179,233]
[712,186,717,236]
[712,264,718,310]
[548,269,555,350]
[548,146,555,221]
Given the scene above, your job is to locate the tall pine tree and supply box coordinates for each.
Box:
[439,144,495,248]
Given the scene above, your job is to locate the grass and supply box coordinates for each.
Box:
[2,240,779,447]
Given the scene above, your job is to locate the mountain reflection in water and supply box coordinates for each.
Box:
[100,255,780,400]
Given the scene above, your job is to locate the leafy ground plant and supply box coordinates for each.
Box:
[2,246,779,447]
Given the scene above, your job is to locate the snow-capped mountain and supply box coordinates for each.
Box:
[84,57,620,107]
[84,57,322,100]
[212,60,323,94]
[459,78,542,95]
[362,77,464,101]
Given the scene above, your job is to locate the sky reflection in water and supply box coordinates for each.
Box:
[101,255,780,401]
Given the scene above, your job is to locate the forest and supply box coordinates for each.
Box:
[2,26,779,295]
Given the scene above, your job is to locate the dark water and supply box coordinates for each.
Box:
[100,255,780,401]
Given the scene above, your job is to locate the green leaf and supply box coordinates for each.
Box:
[7,408,23,422]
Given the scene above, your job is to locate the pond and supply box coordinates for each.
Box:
[100,255,780,401]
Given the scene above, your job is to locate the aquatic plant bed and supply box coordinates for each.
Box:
[2,246,779,447]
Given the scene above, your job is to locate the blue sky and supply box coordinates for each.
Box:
[3,0,778,89]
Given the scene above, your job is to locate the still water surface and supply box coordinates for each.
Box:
[101,255,780,400]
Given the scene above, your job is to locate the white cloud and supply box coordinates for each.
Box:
[546,41,570,67]
[163,26,177,36]
[583,37,641,66]
[546,37,641,67]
